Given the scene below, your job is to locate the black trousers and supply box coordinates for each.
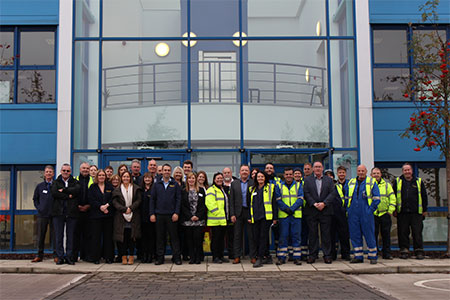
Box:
[36,216,55,257]
[330,209,350,259]
[375,214,392,257]
[226,224,234,258]
[155,214,181,260]
[179,223,190,259]
[90,217,114,261]
[397,212,424,252]
[73,213,92,261]
[233,208,256,259]
[211,226,227,259]
[184,226,204,262]
[252,219,272,259]
[117,227,135,256]
[141,222,156,259]
[306,213,332,259]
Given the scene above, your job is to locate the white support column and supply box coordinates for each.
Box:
[355,0,375,170]
[56,0,73,171]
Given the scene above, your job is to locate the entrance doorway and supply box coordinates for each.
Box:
[103,153,187,175]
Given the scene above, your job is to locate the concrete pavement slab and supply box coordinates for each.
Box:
[312,260,353,271]
[0,273,85,300]
[96,263,138,272]
[277,262,316,271]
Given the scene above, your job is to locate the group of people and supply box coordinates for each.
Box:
[32,159,427,268]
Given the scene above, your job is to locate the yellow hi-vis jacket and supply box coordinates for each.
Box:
[374,178,396,217]
[249,183,275,223]
[206,185,227,226]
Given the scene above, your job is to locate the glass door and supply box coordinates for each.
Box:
[103,153,187,175]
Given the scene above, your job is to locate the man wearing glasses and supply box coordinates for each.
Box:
[51,164,80,265]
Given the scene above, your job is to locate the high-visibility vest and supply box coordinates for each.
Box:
[277,182,303,218]
[395,177,423,214]
[336,181,346,207]
[75,176,94,188]
[249,183,274,223]
[374,179,396,217]
[347,176,379,208]
[205,185,227,226]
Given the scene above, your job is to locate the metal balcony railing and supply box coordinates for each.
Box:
[102,61,326,109]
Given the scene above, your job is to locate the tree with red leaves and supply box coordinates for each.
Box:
[401,0,450,257]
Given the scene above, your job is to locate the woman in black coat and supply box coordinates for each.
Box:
[112,171,142,265]
[140,172,156,263]
[180,172,206,264]
[88,169,115,264]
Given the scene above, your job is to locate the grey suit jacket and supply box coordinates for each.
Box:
[230,178,254,218]
[303,174,335,216]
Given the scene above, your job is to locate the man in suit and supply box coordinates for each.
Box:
[230,164,254,264]
[303,161,335,264]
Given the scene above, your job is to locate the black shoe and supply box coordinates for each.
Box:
[105,259,113,264]
[262,256,273,264]
[56,258,65,265]
[195,260,201,264]
[183,256,190,261]
[213,257,222,264]
[288,256,294,262]
[189,259,195,264]
[220,257,230,263]
[66,258,75,265]
[253,258,263,268]
[416,253,425,260]
[155,259,164,265]
[350,258,363,264]
[342,255,351,261]
[382,255,393,260]
[93,260,100,265]
[301,256,308,262]
[370,259,377,265]
[174,260,182,265]
[293,259,302,265]
[399,253,409,259]
[307,257,316,264]
[323,257,332,264]
[115,256,122,263]
[276,259,285,266]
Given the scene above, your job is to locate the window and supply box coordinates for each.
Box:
[372,26,450,102]
[0,27,56,104]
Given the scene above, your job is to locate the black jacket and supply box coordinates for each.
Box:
[141,187,151,223]
[150,178,181,215]
[77,174,91,206]
[88,182,114,219]
[230,178,254,218]
[392,175,428,213]
[51,175,81,218]
[303,174,336,216]
[180,189,207,223]
[33,181,54,218]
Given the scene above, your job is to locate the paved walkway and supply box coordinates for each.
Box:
[1,257,449,274]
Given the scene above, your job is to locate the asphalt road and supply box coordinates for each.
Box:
[351,273,450,300]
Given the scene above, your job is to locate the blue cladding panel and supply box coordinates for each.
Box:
[373,107,443,162]
[0,0,59,25]
[0,108,57,164]
[369,0,450,24]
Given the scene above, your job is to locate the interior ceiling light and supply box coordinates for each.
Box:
[155,42,170,57]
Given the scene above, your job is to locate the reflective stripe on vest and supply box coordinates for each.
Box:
[347,177,377,208]
[336,183,345,207]
[278,182,302,218]
[395,177,422,214]
[249,183,274,223]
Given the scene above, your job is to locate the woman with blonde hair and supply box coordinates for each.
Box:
[181,172,206,264]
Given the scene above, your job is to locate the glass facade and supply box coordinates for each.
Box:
[73,0,358,170]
